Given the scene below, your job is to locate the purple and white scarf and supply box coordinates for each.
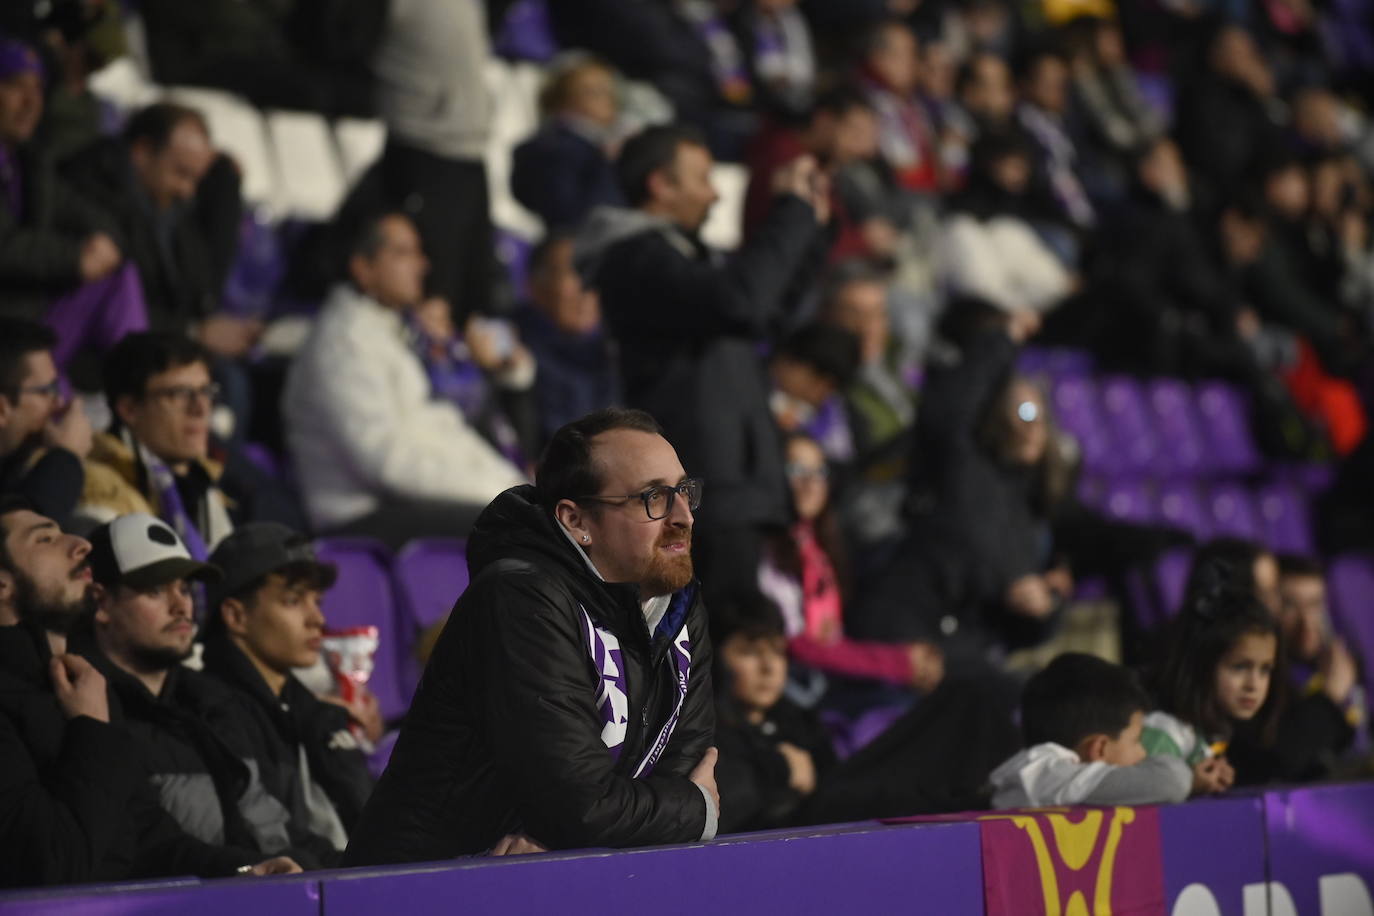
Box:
[580,602,692,778]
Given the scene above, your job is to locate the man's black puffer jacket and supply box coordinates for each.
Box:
[344,485,715,865]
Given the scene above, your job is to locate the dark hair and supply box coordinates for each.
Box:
[955,51,1010,97]
[206,560,338,637]
[709,589,786,651]
[615,124,707,207]
[536,407,665,508]
[1022,652,1152,748]
[348,210,410,262]
[0,494,36,575]
[820,260,888,315]
[1183,538,1267,606]
[529,230,576,280]
[0,318,56,403]
[1276,553,1324,579]
[124,102,208,151]
[775,325,861,387]
[810,86,876,122]
[858,18,916,60]
[102,331,212,418]
[1154,561,1287,743]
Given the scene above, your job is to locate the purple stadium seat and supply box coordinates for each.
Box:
[1255,481,1315,555]
[493,0,558,61]
[1051,376,1111,471]
[1195,382,1261,474]
[1156,480,1211,539]
[394,539,470,631]
[312,538,410,721]
[392,539,470,697]
[1099,376,1161,474]
[222,212,285,317]
[1124,547,1194,630]
[1325,554,1374,699]
[495,228,535,302]
[1146,379,1208,477]
[1101,477,1156,524]
[1155,548,1194,621]
[1206,482,1263,541]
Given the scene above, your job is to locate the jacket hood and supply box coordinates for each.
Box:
[988,745,1036,793]
[467,485,643,621]
[573,206,678,281]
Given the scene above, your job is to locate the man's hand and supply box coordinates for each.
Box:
[1192,757,1231,795]
[1005,574,1056,620]
[777,742,817,795]
[49,654,109,722]
[907,641,945,693]
[490,834,549,856]
[245,856,302,875]
[323,687,385,745]
[1006,309,1042,344]
[771,155,830,224]
[79,232,121,282]
[198,314,265,358]
[689,746,720,814]
[1321,638,1358,707]
[44,399,93,458]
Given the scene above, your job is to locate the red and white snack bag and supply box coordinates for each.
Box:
[322,626,379,747]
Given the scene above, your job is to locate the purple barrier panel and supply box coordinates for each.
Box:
[1264,783,1374,916]
[1159,795,1266,915]
[0,874,319,916]
[320,821,983,916]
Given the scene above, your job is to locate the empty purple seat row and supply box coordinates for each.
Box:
[1079,476,1315,555]
[1049,375,1262,478]
[311,537,470,722]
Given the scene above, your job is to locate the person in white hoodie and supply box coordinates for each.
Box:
[282,213,526,547]
[990,652,1193,809]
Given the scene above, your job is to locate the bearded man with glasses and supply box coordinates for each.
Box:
[346,407,719,865]
[78,332,233,556]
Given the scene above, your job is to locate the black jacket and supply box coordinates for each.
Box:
[344,484,716,865]
[715,694,836,833]
[200,631,373,852]
[511,123,623,232]
[0,143,120,321]
[0,441,84,530]
[581,197,820,531]
[68,628,338,867]
[0,621,251,888]
[61,138,243,335]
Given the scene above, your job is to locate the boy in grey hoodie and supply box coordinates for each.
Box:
[990,653,1193,808]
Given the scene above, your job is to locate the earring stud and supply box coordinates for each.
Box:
[582,536,590,543]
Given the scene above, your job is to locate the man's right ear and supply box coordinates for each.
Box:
[554,499,591,542]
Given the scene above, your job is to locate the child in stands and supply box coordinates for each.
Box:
[990,652,1192,807]
[1145,563,1287,792]
[713,594,837,833]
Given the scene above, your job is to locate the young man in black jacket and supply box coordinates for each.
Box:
[345,408,719,864]
[202,522,374,855]
[0,496,297,887]
[71,512,340,867]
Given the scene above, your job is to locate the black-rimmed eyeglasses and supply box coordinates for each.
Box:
[575,478,703,520]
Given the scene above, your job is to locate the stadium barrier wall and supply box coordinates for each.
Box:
[3,784,1371,915]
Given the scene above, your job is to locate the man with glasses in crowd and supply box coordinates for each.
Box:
[0,318,92,526]
[345,407,719,864]
[79,331,232,555]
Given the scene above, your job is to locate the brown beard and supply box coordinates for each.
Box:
[641,531,694,597]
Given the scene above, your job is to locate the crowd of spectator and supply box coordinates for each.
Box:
[2,0,1373,889]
